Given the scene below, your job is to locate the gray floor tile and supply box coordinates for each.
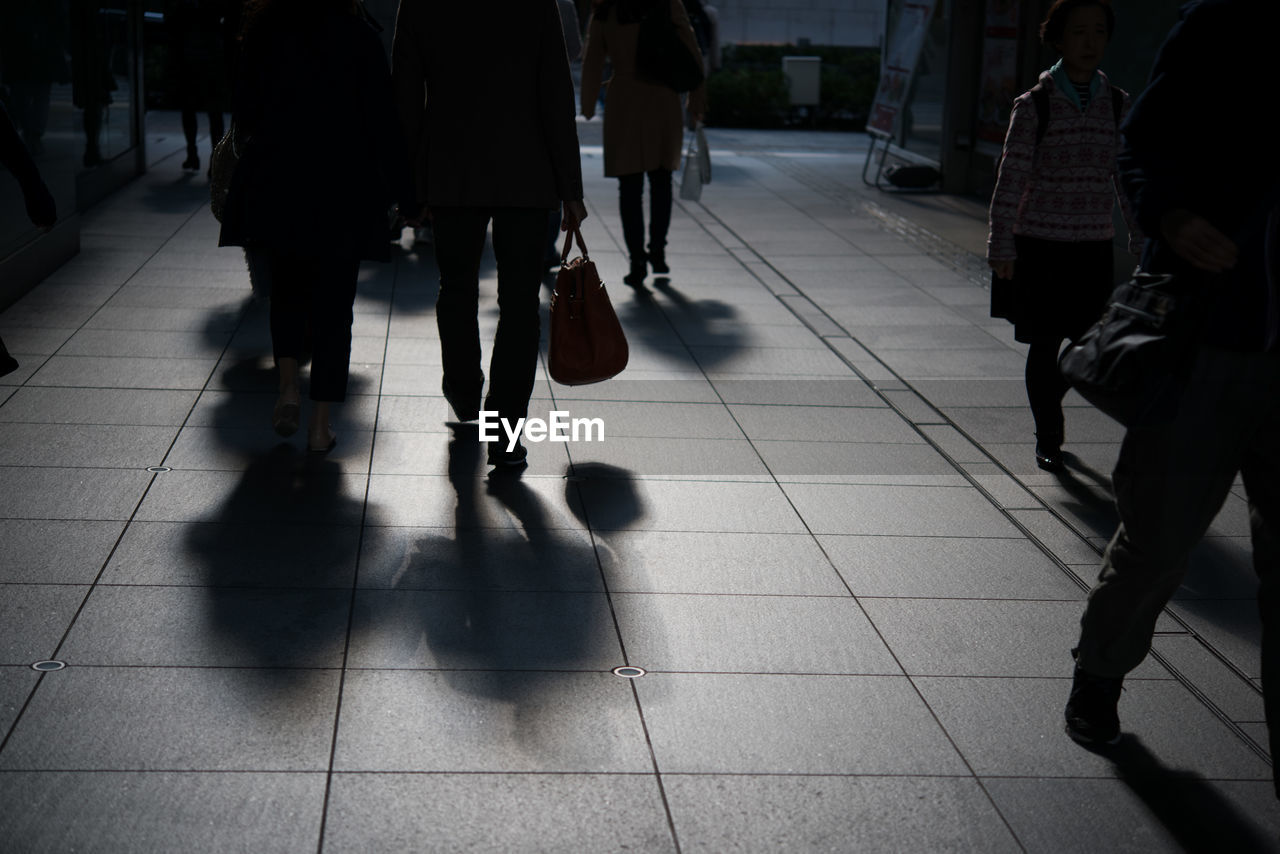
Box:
[636,673,969,774]
[0,666,40,736]
[0,326,77,355]
[1168,599,1262,678]
[1007,509,1104,565]
[58,329,231,359]
[783,482,1021,536]
[333,670,651,772]
[187,390,379,433]
[0,667,340,771]
[695,347,851,376]
[0,387,198,426]
[614,593,899,675]
[367,473,585,529]
[550,378,722,403]
[984,776,1280,853]
[370,394,453,432]
[0,358,42,386]
[818,534,1083,599]
[28,355,217,389]
[0,519,125,584]
[1152,635,1266,722]
[84,306,243,332]
[165,425,374,472]
[135,464,369,525]
[347,589,622,670]
[567,436,770,479]
[596,530,847,595]
[576,479,806,533]
[860,599,1169,678]
[665,775,1020,853]
[0,387,11,407]
[911,379,1029,408]
[59,586,351,667]
[729,403,915,444]
[0,584,86,664]
[1178,536,1260,599]
[0,771,326,854]
[915,676,1271,780]
[877,348,1027,380]
[757,439,959,479]
[0,422,178,468]
[324,773,676,853]
[0,467,153,520]
[357,524,601,591]
[104,520,360,588]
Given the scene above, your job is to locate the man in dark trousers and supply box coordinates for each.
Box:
[392,0,588,468]
[1064,0,1280,798]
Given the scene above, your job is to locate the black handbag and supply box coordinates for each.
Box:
[209,121,245,223]
[635,0,704,93]
[1058,271,1203,427]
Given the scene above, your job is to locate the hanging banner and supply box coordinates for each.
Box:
[867,0,937,140]
[975,0,1021,152]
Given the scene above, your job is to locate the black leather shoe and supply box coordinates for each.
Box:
[1064,663,1123,746]
[441,376,481,422]
[648,249,669,274]
[623,257,647,287]
[487,440,527,468]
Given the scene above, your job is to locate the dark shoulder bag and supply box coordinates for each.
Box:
[1060,194,1280,427]
[635,0,704,93]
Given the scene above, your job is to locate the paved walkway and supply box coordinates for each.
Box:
[1,119,1278,852]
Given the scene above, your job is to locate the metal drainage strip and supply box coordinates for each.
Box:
[31,661,66,672]
[612,666,646,678]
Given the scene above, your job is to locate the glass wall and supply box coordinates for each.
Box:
[1,1,142,289]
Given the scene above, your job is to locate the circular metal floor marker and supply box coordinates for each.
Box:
[612,666,646,678]
[31,660,66,672]
[146,466,171,473]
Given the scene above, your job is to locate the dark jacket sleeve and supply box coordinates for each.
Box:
[539,0,584,202]
[359,23,417,215]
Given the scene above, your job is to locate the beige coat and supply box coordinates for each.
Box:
[580,0,707,177]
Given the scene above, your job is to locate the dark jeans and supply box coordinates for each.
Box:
[618,170,672,262]
[259,249,359,402]
[1026,335,1069,440]
[1075,346,1280,791]
[431,206,546,423]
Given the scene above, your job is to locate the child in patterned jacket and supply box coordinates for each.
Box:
[987,0,1142,471]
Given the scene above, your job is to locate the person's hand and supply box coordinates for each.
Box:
[990,259,1014,280]
[1160,209,1238,273]
[561,199,588,232]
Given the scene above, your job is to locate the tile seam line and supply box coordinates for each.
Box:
[681,172,1272,797]
[316,252,399,854]
[0,200,251,761]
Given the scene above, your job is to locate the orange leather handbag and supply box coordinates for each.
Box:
[549,228,629,385]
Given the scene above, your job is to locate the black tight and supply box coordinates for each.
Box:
[618,170,672,262]
[1026,336,1069,440]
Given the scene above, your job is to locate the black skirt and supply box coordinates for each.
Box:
[991,235,1114,344]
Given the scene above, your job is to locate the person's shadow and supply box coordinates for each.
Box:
[184,443,370,699]
[1079,735,1279,850]
[369,426,645,714]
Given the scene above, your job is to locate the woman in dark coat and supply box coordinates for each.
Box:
[219,0,414,452]
[581,0,706,286]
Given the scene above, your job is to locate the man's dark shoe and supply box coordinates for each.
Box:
[1064,664,1123,746]
[648,248,669,274]
[487,440,527,469]
[441,376,481,422]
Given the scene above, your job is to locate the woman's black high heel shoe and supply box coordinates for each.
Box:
[1035,433,1065,472]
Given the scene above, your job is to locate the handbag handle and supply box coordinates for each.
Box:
[560,225,589,265]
